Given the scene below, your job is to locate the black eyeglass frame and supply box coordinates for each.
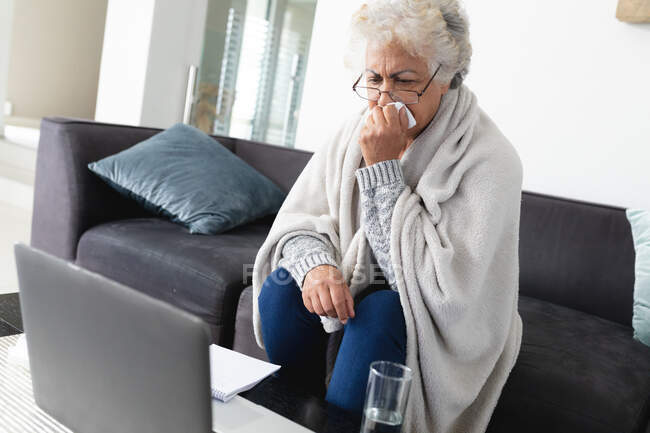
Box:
[352,63,442,105]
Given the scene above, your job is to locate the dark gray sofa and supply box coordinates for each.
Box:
[31,116,650,433]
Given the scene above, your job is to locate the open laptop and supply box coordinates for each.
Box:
[13,242,312,433]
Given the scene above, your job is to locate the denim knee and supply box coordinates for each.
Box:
[353,290,403,323]
[347,290,406,349]
[258,266,327,377]
[325,289,407,412]
[258,267,298,311]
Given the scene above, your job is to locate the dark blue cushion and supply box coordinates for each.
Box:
[87,123,286,235]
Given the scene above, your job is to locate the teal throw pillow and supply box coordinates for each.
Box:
[626,208,650,347]
[88,123,286,235]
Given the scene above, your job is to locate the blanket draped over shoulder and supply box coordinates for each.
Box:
[251,84,524,433]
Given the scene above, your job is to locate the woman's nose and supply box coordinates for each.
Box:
[377,87,393,106]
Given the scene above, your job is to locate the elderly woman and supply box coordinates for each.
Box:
[251,0,524,432]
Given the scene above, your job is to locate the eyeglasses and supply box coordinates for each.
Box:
[352,64,442,105]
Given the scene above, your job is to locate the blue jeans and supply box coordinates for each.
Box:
[258,267,407,413]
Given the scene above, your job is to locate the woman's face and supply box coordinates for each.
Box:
[364,41,450,141]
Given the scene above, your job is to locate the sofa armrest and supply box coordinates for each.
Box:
[30,117,165,261]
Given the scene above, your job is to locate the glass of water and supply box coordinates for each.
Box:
[359,360,412,433]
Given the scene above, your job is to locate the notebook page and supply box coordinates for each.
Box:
[209,344,280,401]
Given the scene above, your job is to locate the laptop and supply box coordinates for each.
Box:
[13,242,312,433]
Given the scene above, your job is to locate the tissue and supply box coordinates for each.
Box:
[363,101,417,129]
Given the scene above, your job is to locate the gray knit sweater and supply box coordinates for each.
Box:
[277,158,406,290]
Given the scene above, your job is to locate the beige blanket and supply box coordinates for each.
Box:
[251,83,524,432]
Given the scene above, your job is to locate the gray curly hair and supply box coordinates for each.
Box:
[344,0,472,89]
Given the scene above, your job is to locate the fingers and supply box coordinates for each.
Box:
[306,284,354,323]
[318,287,338,318]
[330,284,350,322]
[311,292,325,316]
[371,104,403,130]
[363,113,374,133]
[383,103,400,128]
[371,105,385,126]
[345,289,355,319]
[365,110,375,131]
[302,267,356,324]
[302,291,314,313]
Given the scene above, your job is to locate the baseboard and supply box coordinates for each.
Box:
[2,121,39,149]
[0,136,37,188]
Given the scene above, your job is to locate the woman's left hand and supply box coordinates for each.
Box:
[359,104,409,165]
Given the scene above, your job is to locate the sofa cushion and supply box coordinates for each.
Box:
[519,191,636,327]
[233,286,269,362]
[87,123,286,235]
[488,295,650,433]
[76,215,275,346]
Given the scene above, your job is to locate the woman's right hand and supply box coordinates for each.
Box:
[302,264,355,324]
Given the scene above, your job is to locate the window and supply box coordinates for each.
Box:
[191,0,318,148]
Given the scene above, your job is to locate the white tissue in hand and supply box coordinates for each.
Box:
[389,102,417,129]
[364,101,417,129]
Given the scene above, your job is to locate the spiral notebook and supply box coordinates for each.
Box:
[210,344,281,402]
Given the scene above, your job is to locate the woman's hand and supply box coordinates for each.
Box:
[302,264,355,324]
[359,104,409,166]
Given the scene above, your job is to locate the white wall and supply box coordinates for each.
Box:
[295,0,650,210]
[95,0,156,126]
[462,0,650,210]
[294,0,365,151]
[0,0,15,136]
[6,0,107,121]
[95,0,207,129]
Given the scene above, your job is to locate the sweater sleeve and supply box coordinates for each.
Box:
[355,158,406,290]
[277,234,339,289]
